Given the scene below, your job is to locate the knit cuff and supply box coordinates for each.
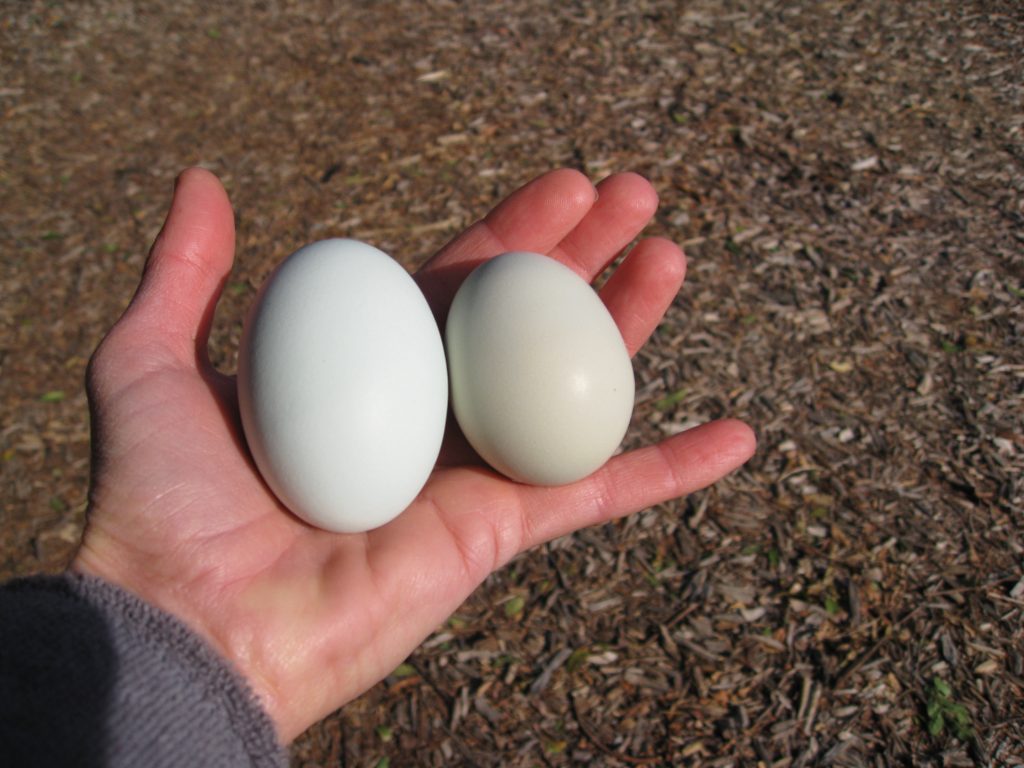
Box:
[0,572,286,767]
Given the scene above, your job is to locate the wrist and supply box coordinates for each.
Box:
[72,540,299,742]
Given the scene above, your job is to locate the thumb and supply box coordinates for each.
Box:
[119,167,236,369]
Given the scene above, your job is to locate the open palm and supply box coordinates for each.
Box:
[73,168,755,743]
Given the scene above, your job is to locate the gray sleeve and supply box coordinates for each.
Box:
[0,572,287,768]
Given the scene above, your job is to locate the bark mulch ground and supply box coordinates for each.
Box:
[2,1,1021,765]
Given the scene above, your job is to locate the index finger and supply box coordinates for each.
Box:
[415,169,596,321]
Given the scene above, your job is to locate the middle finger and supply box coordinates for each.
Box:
[547,171,659,281]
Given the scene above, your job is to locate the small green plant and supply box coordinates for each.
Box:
[653,388,688,411]
[823,595,840,616]
[545,740,567,755]
[566,647,590,673]
[390,663,416,679]
[503,595,525,618]
[925,676,972,741]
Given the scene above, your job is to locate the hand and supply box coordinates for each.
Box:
[73,168,756,742]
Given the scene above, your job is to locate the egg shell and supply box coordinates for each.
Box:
[237,238,447,533]
[445,251,635,485]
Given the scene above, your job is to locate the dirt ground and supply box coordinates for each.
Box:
[2,1,1022,765]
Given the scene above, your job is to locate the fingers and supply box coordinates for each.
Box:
[599,237,686,356]
[516,419,757,550]
[416,169,596,319]
[425,168,596,269]
[122,168,236,368]
[416,170,666,328]
[549,171,659,280]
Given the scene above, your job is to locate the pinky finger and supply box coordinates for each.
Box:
[516,419,757,550]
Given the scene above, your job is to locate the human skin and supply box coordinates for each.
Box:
[73,167,757,742]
